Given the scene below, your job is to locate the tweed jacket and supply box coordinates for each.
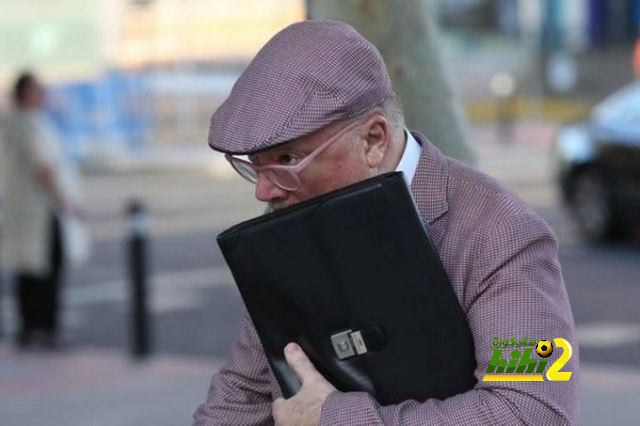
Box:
[194,134,579,425]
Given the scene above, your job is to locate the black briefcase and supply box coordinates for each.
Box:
[217,172,476,405]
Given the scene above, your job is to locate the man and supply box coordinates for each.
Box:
[194,20,579,425]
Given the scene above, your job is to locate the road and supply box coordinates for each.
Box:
[4,123,639,369]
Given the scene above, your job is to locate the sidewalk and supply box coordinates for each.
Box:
[1,341,639,426]
[77,119,560,177]
[449,40,635,123]
[0,342,222,426]
[79,143,235,179]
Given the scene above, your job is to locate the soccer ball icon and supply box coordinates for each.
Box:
[536,340,554,358]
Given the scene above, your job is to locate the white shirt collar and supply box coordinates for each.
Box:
[395,129,422,186]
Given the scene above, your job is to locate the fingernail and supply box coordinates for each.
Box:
[285,342,299,354]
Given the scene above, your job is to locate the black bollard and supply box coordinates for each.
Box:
[0,270,3,339]
[496,95,516,145]
[127,200,152,359]
[490,72,517,145]
[0,223,3,339]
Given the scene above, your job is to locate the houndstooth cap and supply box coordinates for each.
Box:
[208,20,393,154]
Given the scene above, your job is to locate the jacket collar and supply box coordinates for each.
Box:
[409,132,449,225]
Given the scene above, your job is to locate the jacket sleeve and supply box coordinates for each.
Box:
[319,213,580,425]
[193,309,275,426]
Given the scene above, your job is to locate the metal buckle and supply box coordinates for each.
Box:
[331,330,368,360]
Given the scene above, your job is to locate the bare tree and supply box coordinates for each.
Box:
[307,0,477,165]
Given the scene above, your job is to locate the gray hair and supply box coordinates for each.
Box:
[354,90,405,143]
[379,90,405,143]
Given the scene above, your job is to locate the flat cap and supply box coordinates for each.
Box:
[208,20,393,154]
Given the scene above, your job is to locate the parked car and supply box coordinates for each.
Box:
[555,82,640,241]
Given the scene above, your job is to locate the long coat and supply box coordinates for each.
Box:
[1,110,87,275]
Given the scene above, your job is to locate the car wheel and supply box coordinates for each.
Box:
[569,170,617,241]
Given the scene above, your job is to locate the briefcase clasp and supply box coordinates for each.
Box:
[331,330,368,360]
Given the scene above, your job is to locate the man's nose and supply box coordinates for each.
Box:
[255,173,287,202]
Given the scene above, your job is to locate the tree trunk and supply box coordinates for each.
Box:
[306,0,477,165]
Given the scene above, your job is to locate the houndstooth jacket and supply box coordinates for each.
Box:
[193,134,579,425]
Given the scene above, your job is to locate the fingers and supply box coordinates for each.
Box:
[284,343,319,386]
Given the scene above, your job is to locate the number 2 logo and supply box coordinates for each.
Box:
[546,338,573,381]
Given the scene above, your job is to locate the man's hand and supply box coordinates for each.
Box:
[272,343,336,426]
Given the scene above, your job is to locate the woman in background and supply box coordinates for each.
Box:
[0,72,86,349]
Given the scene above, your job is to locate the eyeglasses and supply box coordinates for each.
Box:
[225,118,367,191]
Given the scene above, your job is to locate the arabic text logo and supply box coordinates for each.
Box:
[482,337,573,382]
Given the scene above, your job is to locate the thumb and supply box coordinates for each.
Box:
[284,342,319,386]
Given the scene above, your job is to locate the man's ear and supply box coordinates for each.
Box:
[364,115,390,169]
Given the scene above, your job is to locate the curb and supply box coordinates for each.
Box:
[465,96,592,123]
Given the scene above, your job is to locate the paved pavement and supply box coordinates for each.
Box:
[0,343,221,426]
